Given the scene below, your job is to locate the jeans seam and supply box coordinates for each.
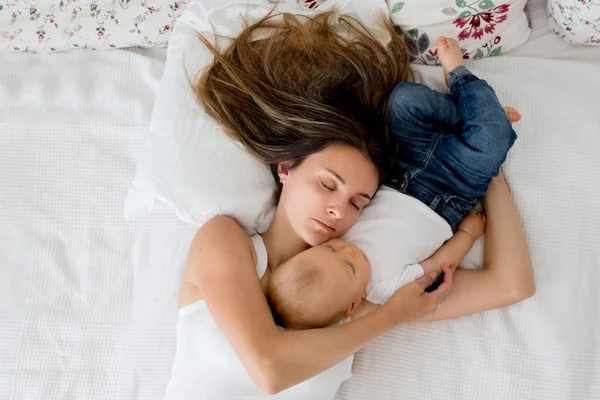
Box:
[443,204,463,229]
[449,66,478,88]
[409,179,436,198]
[410,130,443,180]
[443,192,476,204]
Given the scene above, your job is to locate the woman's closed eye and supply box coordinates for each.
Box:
[321,180,364,211]
[320,181,334,191]
[351,197,370,212]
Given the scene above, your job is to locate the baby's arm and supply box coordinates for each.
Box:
[420,210,486,274]
[353,211,486,320]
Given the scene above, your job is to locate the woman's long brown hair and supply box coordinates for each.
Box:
[191,8,412,202]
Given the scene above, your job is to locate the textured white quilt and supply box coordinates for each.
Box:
[1,15,600,400]
[337,58,600,400]
[0,48,197,400]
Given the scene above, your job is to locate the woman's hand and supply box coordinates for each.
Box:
[382,264,455,324]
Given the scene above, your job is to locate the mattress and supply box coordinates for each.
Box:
[1,5,600,400]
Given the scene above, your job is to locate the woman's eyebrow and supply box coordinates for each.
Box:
[324,168,372,200]
[325,168,346,184]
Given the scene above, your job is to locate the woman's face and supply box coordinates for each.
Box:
[278,144,379,247]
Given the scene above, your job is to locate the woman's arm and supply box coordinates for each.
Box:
[184,216,451,394]
[418,170,535,322]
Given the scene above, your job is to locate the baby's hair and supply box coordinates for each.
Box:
[266,261,346,330]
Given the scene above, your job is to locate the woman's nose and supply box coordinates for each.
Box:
[327,203,345,219]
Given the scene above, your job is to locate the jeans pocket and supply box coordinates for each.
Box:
[445,193,479,217]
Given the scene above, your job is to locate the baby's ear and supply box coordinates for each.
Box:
[344,297,363,318]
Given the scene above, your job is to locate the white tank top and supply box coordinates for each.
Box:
[163,235,354,400]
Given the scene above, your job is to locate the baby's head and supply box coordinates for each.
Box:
[266,239,371,329]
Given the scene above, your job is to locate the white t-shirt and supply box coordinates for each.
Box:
[163,235,354,400]
[343,186,453,304]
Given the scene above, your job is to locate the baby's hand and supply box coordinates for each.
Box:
[458,210,487,240]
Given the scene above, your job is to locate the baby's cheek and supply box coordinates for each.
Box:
[360,269,371,289]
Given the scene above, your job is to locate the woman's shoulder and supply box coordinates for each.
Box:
[179,216,259,308]
[193,216,257,264]
[200,215,248,235]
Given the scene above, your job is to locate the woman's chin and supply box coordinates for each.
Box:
[302,230,332,247]
[296,219,340,247]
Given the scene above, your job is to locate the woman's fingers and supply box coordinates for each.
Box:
[427,264,454,305]
[386,265,456,321]
[441,263,455,275]
[415,271,439,291]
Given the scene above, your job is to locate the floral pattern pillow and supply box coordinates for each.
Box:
[298,0,325,9]
[0,0,187,52]
[548,0,600,46]
[387,0,531,64]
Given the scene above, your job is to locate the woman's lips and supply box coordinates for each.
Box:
[313,218,335,232]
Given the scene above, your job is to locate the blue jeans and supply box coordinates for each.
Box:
[386,66,517,230]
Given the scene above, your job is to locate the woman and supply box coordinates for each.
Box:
[166,9,534,398]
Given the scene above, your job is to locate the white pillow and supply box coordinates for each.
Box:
[124,0,392,232]
[387,0,531,64]
[125,0,286,233]
[125,0,451,303]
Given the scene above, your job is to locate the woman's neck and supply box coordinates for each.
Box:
[261,208,309,270]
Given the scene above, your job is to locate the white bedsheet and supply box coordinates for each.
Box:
[0,48,198,400]
[2,21,600,400]
[337,56,600,399]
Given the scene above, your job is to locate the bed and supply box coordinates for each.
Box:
[1,1,599,400]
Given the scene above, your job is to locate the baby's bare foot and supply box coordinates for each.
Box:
[504,106,522,123]
[437,36,463,87]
